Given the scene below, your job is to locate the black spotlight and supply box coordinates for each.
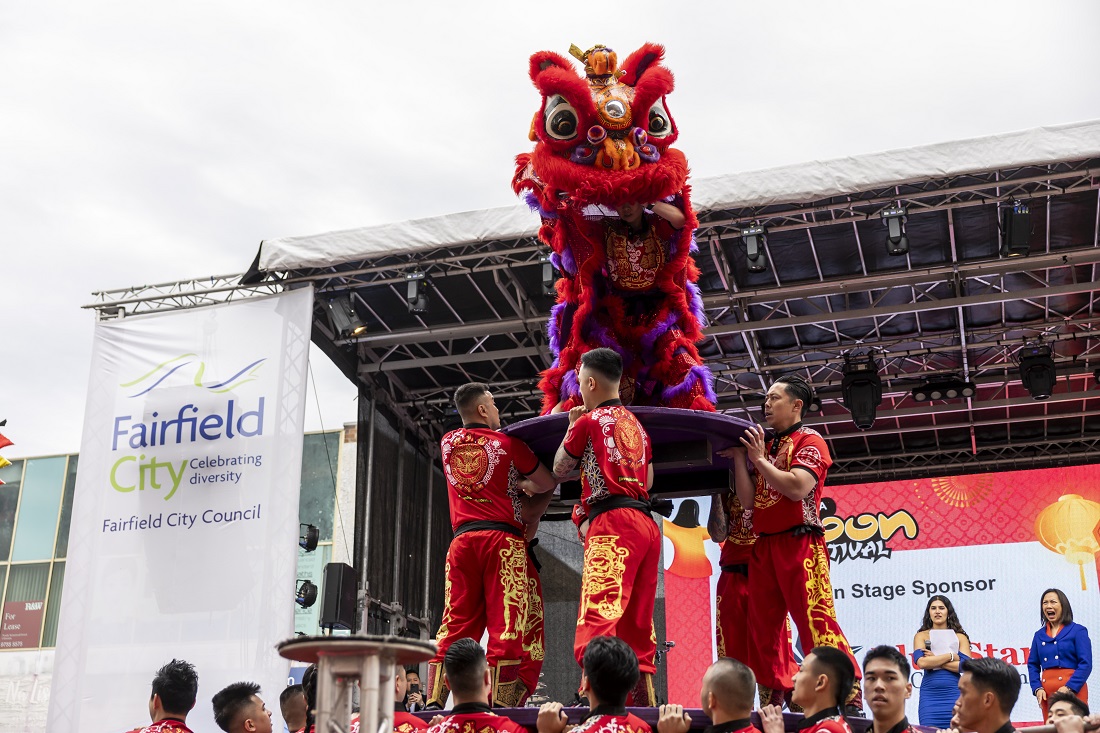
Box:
[911,379,976,402]
[841,353,883,430]
[1094,367,1100,386]
[295,580,318,609]
[405,270,428,313]
[1001,201,1031,257]
[539,253,558,296]
[806,393,823,414]
[881,205,909,256]
[324,296,367,339]
[1019,343,1056,399]
[741,225,768,273]
[299,523,319,552]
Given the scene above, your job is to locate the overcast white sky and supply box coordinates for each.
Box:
[3,0,1100,458]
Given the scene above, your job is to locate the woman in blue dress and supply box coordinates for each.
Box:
[912,595,973,728]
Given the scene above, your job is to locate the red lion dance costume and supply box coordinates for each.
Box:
[513,43,715,413]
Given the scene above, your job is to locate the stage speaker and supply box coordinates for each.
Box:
[319,562,358,631]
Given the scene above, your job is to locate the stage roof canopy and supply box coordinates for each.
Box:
[92,120,1100,483]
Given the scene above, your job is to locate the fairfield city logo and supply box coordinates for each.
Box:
[108,354,268,501]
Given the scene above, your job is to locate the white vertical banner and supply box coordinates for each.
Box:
[48,287,314,732]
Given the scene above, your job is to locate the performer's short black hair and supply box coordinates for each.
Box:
[964,657,1021,715]
[705,657,756,711]
[580,348,623,382]
[444,638,488,697]
[809,646,855,711]
[863,645,911,678]
[583,636,639,706]
[1048,691,1089,717]
[279,684,304,721]
[774,374,813,416]
[302,664,318,733]
[1040,588,1073,625]
[151,659,199,716]
[212,681,261,732]
[454,383,490,415]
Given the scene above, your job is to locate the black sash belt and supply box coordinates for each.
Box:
[526,537,542,573]
[756,524,824,538]
[720,563,748,576]
[453,520,524,539]
[586,495,659,524]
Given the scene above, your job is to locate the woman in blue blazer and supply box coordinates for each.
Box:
[1028,588,1092,720]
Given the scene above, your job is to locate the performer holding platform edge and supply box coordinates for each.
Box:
[719,375,861,709]
[553,348,661,706]
[426,384,557,709]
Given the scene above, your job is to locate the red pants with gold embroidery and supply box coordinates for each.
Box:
[747,531,861,692]
[517,550,544,702]
[431,530,528,678]
[574,507,661,674]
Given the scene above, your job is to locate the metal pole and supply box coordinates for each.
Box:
[421,454,434,621]
[391,429,407,603]
[356,393,378,602]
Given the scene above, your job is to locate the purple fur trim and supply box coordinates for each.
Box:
[560,246,576,275]
[547,302,565,354]
[661,364,717,403]
[688,232,699,254]
[640,311,679,354]
[686,281,707,327]
[522,190,558,219]
[562,369,579,399]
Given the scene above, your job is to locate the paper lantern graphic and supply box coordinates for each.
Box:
[1035,494,1100,591]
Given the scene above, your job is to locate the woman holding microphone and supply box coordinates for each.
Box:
[912,595,973,727]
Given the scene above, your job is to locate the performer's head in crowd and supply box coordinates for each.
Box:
[580,635,640,708]
[454,382,501,430]
[1047,691,1089,722]
[1040,588,1073,626]
[212,681,273,733]
[394,663,409,703]
[862,646,913,733]
[954,657,1020,733]
[700,657,756,724]
[577,348,623,411]
[444,638,492,705]
[792,646,856,716]
[279,684,307,733]
[919,594,968,635]
[148,658,199,725]
[765,374,813,431]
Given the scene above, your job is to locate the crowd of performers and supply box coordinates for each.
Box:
[425,346,862,713]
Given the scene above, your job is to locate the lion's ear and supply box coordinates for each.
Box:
[529,51,577,84]
[619,43,666,87]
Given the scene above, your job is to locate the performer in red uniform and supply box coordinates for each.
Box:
[708,489,798,693]
[537,636,650,733]
[351,664,429,733]
[212,681,274,733]
[658,657,763,733]
[553,348,660,706]
[426,383,557,709]
[862,646,919,733]
[427,639,528,733]
[760,648,855,733]
[723,375,860,709]
[126,659,199,733]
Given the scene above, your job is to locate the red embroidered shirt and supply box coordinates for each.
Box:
[571,711,651,733]
[426,710,527,733]
[440,425,540,532]
[718,490,755,565]
[350,711,428,733]
[562,401,651,512]
[125,719,194,733]
[747,426,833,535]
[796,709,852,733]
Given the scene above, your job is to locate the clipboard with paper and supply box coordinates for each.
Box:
[930,628,960,655]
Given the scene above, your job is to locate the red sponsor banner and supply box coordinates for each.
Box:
[1,600,45,649]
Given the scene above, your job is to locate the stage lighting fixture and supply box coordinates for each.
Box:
[1018,343,1056,400]
[405,270,428,314]
[324,296,367,339]
[295,580,318,609]
[841,353,883,430]
[299,523,319,552]
[1094,367,1100,386]
[911,379,976,402]
[741,224,768,273]
[881,205,909,256]
[806,394,822,414]
[1000,201,1031,258]
[539,253,557,296]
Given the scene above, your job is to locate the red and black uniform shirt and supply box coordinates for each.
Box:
[572,706,650,733]
[440,425,540,533]
[718,491,755,566]
[426,703,527,733]
[562,401,651,520]
[350,708,428,733]
[125,720,194,733]
[795,708,852,733]
[748,426,833,535]
[704,718,761,733]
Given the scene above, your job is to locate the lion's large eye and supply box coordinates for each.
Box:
[647,100,673,138]
[544,95,579,140]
